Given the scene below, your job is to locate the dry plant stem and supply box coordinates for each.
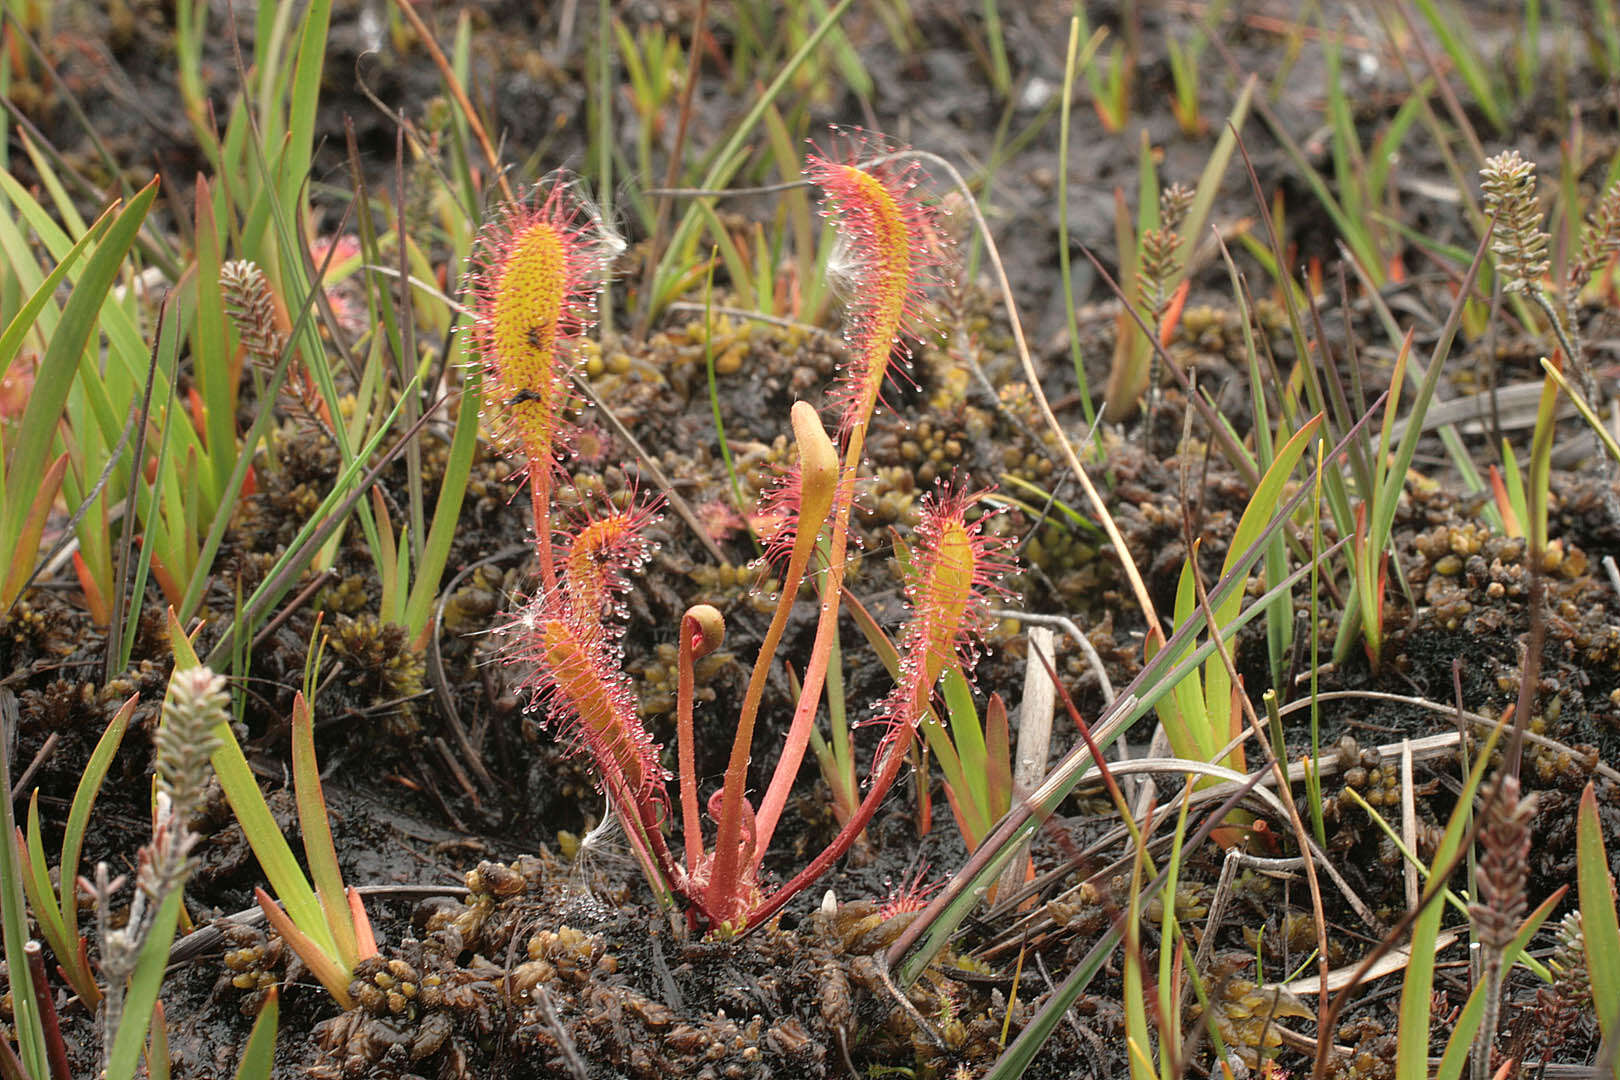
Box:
[1400,741,1420,913]
[533,983,590,1080]
[1308,771,1510,1080]
[9,732,57,803]
[1507,538,1545,781]
[570,373,727,564]
[1066,757,1375,929]
[24,942,69,1080]
[880,149,1163,639]
[1277,691,1620,783]
[996,628,1057,903]
[989,608,1116,704]
[1075,241,1259,487]
[386,0,513,203]
[1390,0,1487,165]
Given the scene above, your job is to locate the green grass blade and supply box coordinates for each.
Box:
[233,991,279,1080]
[1371,223,1494,564]
[279,0,333,212]
[1058,20,1107,429]
[1434,887,1564,1080]
[291,692,357,969]
[21,794,70,955]
[1394,722,1504,1080]
[192,177,236,501]
[0,694,47,1079]
[646,0,855,315]
[1409,0,1505,132]
[167,613,334,955]
[1171,75,1254,291]
[899,536,1343,986]
[403,357,481,639]
[1580,783,1620,1070]
[103,889,182,1080]
[940,664,987,809]
[60,694,135,937]
[1201,414,1321,744]
[2,178,156,559]
[0,203,110,381]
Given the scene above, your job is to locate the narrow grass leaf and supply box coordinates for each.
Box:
[403,358,480,640]
[0,203,110,381]
[1,453,68,608]
[1409,0,1505,132]
[254,888,353,1007]
[291,691,358,969]
[1394,721,1503,1080]
[0,694,47,1079]
[104,889,182,1080]
[20,796,70,955]
[167,609,334,954]
[1579,783,1620,1066]
[233,990,279,1080]
[2,179,156,560]
[62,694,135,934]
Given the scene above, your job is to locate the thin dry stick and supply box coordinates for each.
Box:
[1309,748,1515,1080]
[1274,690,1620,784]
[1400,740,1420,913]
[386,0,514,204]
[532,983,590,1080]
[996,627,1058,903]
[989,608,1116,705]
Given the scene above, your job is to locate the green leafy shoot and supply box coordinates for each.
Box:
[15,694,136,1008]
[1578,783,1620,1073]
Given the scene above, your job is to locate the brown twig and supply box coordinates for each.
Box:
[386,0,513,203]
[25,941,71,1080]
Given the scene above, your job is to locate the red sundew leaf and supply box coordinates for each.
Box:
[555,489,663,635]
[880,483,1016,738]
[468,172,623,467]
[805,127,953,438]
[504,593,666,806]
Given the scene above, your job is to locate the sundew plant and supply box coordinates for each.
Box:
[479,144,1012,933]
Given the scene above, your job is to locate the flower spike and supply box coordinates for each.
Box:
[805,129,951,438]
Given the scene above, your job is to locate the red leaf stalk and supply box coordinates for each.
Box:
[748,488,1009,926]
[677,605,725,873]
[705,402,839,922]
[744,137,952,879]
